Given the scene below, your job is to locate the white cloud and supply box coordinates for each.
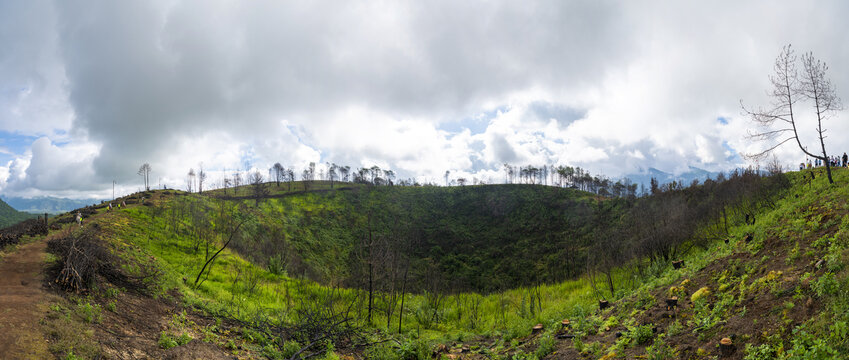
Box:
[3,1,849,197]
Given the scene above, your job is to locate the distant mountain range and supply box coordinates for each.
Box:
[1,196,103,215]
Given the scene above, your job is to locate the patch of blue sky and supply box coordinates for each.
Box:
[0,131,36,164]
[0,131,36,152]
[438,106,508,135]
[722,141,740,162]
[717,117,729,125]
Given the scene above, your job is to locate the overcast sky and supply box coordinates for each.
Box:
[2,1,849,199]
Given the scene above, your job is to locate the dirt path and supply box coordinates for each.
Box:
[0,239,53,359]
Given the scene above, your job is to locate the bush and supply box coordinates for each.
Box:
[630,324,654,346]
[281,340,302,359]
[534,333,555,358]
[813,272,839,297]
[785,327,837,359]
[363,343,400,360]
[75,302,102,324]
[267,255,286,276]
[397,339,429,360]
[158,331,179,349]
[645,336,677,360]
[158,331,191,349]
[744,343,777,360]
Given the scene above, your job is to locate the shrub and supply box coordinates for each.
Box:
[158,331,179,349]
[691,287,711,304]
[281,340,302,358]
[397,339,429,360]
[158,331,191,349]
[75,302,102,324]
[534,333,555,358]
[645,336,677,360]
[267,255,286,276]
[813,272,839,297]
[630,324,654,345]
[744,343,777,360]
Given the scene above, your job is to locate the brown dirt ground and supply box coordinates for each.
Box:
[0,238,56,359]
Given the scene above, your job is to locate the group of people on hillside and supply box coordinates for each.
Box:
[800,152,849,170]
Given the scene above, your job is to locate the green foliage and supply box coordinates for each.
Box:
[0,197,36,228]
[572,336,585,353]
[75,301,102,324]
[106,299,117,312]
[158,331,181,349]
[363,343,400,360]
[813,272,839,297]
[281,340,302,358]
[785,326,838,359]
[533,333,555,358]
[645,336,677,360]
[629,324,655,346]
[744,343,778,360]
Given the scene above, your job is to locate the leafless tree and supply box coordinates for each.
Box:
[273,162,285,186]
[197,163,207,193]
[138,163,152,191]
[186,168,196,193]
[743,45,843,184]
[232,170,242,194]
[250,170,268,206]
[302,162,316,191]
[286,168,295,191]
[327,162,338,188]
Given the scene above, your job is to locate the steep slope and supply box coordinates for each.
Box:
[36,171,845,359]
[172,184,615,292]
[499,168,849,359]
[0,197,36,228]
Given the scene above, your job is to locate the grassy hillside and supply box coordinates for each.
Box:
[195,183,613,292]
[39,168,849,359]
[0,197,36,228]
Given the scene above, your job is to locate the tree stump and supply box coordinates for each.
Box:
[672,260,685,269]
[719,338,735,357]
[665,296,678,310]
[598,300,609,310]
[560,319,571,330]
[461,345,470,353]
[532,324,544,334]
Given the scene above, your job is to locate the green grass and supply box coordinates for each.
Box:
[88,167,849,356]
[98,191,642,343]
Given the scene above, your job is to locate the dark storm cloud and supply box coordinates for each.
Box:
[49,0,634,183]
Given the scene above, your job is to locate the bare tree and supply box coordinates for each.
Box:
[743,45,843,184]
[327,162,338,188]
[273,162,285,187]
[138,163,152,191]
[250,170,268,206]
[187,168,196,193]
[302,162,316,191]
[232,171,242,194]
[286,168,295,191]
[197,163,207,194]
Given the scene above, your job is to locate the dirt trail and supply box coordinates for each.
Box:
[0,239,53,359]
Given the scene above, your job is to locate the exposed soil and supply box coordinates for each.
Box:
[0,238,55,359]
[90,288,240,359]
